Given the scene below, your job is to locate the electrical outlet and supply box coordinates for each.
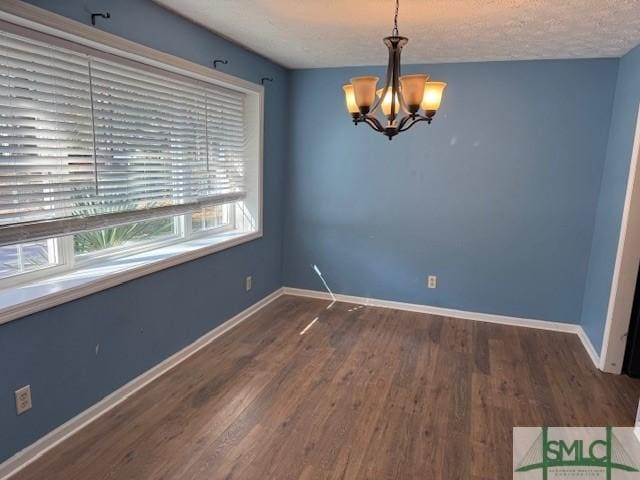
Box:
[427,275,437,289]
[245,275,252,291]
[15,385,32,415]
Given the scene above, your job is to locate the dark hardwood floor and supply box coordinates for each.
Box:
[11,295,640,479]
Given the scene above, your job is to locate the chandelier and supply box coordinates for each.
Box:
[342,0,447,140]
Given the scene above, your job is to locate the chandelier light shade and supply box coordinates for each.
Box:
[351,76,379,111]
[422,81,447,115]
[399,74,429,111]
[342,84,359,116]
[342,0,447,140]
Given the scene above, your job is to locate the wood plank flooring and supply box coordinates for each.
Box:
[11,295,640,479]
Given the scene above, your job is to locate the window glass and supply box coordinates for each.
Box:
[74,216,177,256]
[192,204,232,232]
[0,240,57,279]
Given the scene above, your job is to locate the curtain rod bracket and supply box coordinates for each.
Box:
[260,77,273,85]
[90,12,110,26]
[213,59,228,69]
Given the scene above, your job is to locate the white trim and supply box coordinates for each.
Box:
[0,287,285,480]
[283,287,581,333]
[577,326,602,369]
[0,230,262,326]
[635,401,640,443]
[600,105,640,373]
[283,287,600,368]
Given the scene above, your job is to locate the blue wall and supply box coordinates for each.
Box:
[581,44,640,353]
[0,0,288,463]
[283,59,619,324]
[1,0,638,467]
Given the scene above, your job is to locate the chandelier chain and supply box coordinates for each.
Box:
[392,0,400,36]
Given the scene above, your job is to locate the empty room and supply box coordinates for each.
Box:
[2,0,640,478]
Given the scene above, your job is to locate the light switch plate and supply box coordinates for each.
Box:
[245,276,252,291]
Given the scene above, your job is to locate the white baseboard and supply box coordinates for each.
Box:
[283,287,581,333]
[576,326,602,369]
[0,287,285,480]
[282,287,601,369]
[1,285,604,479]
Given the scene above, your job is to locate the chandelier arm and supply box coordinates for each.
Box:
[362,115,385,132]
[389,43,400,124]
[354,115,384,132]
[394,44,412,114]
[383,37,411,119]
[369,43,395,115]
[398,115,431,133]
[397,112,430,130]
[396,114,414,131]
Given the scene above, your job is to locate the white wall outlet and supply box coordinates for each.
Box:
[245,275,252,291]
[15,385,32,415]
[428,275,437,289]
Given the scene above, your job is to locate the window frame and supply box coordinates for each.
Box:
[71,204,238,269]
[0,1,264,324]
[0,13,264,245]
[0,201,241,289]
[0,237,70,288]
[72,216,186,267]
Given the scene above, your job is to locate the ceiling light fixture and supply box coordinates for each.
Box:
[342,0,447,140]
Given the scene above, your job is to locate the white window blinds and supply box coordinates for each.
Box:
[0,32,95,228]
[0,29,247,245]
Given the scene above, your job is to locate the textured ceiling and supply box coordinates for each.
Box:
[154,0,640,68]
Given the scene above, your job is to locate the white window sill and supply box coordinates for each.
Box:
[0,229,261,326]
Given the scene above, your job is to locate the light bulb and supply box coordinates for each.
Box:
[376,87,401,117]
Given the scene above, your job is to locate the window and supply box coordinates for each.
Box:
[192,204,234,233]
[73,216,179,258]
[0,20,261,290]
[0,239,60,280]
